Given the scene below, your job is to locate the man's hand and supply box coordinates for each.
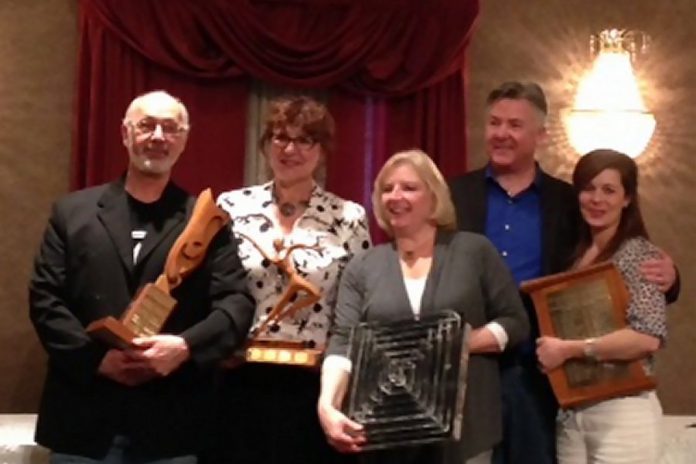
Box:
[640,248,676,293]
[129,334,191,377]
[97,349,157,386]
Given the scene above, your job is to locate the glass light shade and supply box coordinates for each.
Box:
[566,51,655,158]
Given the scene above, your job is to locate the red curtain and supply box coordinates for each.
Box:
[75,0,478,203]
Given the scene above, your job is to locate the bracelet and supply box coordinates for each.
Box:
[583,337,598,361]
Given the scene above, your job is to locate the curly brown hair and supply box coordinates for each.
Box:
[259,95,335,156]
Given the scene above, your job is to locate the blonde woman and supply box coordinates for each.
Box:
[319,149,529,464]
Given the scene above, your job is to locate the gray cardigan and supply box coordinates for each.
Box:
[326,230,529,461]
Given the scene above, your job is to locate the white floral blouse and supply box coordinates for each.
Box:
[217,181,371,348]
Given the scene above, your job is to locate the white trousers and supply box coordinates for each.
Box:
[557,391,662,464]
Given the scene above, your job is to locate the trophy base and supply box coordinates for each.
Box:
[86,316,136,349]
[225,339,322,368]
[86,284,177,349]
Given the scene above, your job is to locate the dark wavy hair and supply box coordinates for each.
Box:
[572,149,649,264]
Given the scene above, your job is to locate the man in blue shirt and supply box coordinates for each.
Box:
[449,81,678,464]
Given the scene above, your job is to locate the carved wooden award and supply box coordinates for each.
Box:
[87,189,230,348]
[226,235,323,368]
[521,261,656,408]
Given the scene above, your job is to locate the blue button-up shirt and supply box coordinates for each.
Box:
[484,166,543,358]
[484,165,543,286]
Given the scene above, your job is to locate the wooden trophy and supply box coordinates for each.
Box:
[226,234,323,368]
[87,189,230,348]
[520,261,656,408]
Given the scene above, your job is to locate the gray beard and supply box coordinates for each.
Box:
[134,156,172,176]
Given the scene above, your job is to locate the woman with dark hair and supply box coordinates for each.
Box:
[215,95,370,464]
[536,149,667,464]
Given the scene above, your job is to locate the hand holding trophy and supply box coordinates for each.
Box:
[87,189,230,348]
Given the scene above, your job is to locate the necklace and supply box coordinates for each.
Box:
[397,231,436,262]
[272,185,311,218]
[278,201,307,218]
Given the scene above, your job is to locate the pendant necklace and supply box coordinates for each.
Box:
[273,185,310,218]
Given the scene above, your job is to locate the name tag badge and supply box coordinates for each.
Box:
[131,230,147,240]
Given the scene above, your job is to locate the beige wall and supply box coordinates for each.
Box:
[0,0,75,412]
[0,0,693,415]
[467,0,696,414]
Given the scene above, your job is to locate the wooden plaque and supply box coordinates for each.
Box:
[87,282,177,348]
[520,261,655,408]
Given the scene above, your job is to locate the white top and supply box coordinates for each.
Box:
[217,182,370,347]
[403,276,427,318]
[324,274,509,374]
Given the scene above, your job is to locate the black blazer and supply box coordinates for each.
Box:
[449,166,680,306]
[29,179,254,458]
[449,166,579,276]
[449,167,579,355]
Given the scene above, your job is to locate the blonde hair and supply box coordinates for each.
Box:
[371,149,457,236]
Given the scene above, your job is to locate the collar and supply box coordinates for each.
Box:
[485,162,543,190]
[263,180,324,206]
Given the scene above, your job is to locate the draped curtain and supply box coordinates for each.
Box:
[75,0,479,204]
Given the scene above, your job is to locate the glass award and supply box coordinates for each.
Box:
[343,310,470,450]
[521,261,656,408]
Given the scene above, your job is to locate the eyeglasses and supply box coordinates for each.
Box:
[131,117,188,137]
[271,133,316,151]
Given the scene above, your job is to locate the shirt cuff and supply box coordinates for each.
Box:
[322,354,352,374]
[485,321,509,351]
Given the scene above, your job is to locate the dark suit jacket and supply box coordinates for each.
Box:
[29,179,254,458]
[448,167,578,363]
[449,166,680,322]
[449,166,579,277]
[326,231,529,460]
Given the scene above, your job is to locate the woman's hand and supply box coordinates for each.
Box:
[536,336,573,373]
[318,402,366,453]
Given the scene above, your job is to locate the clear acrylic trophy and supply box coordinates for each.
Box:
[343,310,470,450]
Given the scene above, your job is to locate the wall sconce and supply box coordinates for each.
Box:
[565,29,655,158]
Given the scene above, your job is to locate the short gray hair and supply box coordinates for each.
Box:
[123,90,189,127]
[487,81,548,124]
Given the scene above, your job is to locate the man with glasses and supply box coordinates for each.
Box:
[29,90,254,464]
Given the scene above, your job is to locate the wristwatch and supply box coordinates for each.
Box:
[583,337,598,361]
